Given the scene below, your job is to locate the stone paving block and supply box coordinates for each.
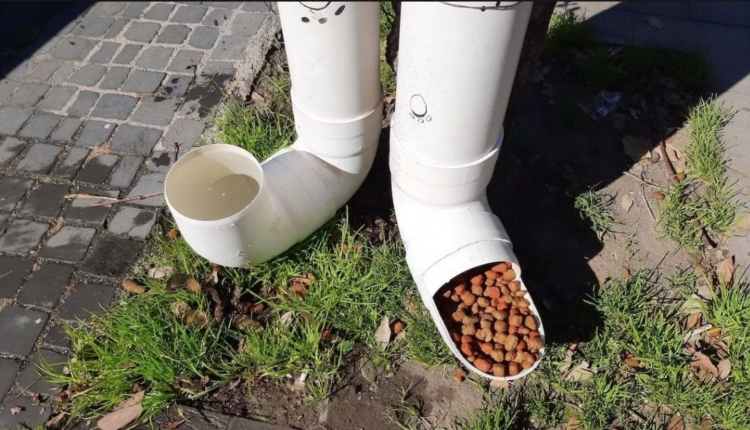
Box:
[180,79,223,119]
[19,183,69,218]
[40,226,96,262]
[110,125,162,155]
[109,207,156,239]
[168,49,204,72]
[67,90,99,117]
[75,120,114,147]
[125,21,161,43]
[0,213,7,229]
[16,143,63,174]
[15,349,66,397]
[156,24,192,44]
[104,18,129,39]
[211,2,243,9]
[121,70,166,93]
[172,5,208,23]
[162,75,192,96]
[0,256,35,299]
[180,407,231,430]
[162,119,204,149]
[0,219,48,253]
[242,1,271,12]
[203,9,232,27]
[81,235,142,278]
[50,63,75,84]
[91,94,138,120]
[230,13,265,37]
[18,114,63,141]
[69,64,107,86]
[146,3,176,20]
[0,306,48,356]
[51,37,97,61]
[50,118,83,143]
[8,83,49,107]
[29,60,63,81]
[137,46,175,70]
[0,358,21,402]
[0,137,26,167]
[189,26,219,49]
[132,96,180,126]
[54,147,89,179]
[73,16,115,37]
[5,59,35,80]
[146,151,176,173]
[77,154,118,184]
[122,2,149,18]
[65,187,118,225]
[18,263,74,309]
[42,321,71,350]
[0,392,49,428]
[0,177,34,211]
[37,86,76,111]
[100,66,132,90]
[58,284,116,321]
[0,79,17,100]
[127,173,167,206]
[90,42,121,64]
[113,44,143,65]
[110,155,144,188]
[88,2,127,17]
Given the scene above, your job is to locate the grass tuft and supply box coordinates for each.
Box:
[685,99,731,186]
[574,188,616,241]
[545,11,594,57]
[455,392,523,430]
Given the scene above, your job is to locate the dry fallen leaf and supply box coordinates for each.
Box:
[697,282,713,301]
[621,193,634,212]
[691,351,719,382]
[701,418,712,430]
[374,316,391,351]
[122,279,146,295]
[10,406,22,415]
[645,16,667,30]
[166,229,179,240]
[148,267,174,279]
[46,411,66,427]
[567,416,581,430]
[716,256,734,285]
[717,359,732,380]
[652,191,665,201]
[685,313,702,329]
[623,358,640,367]
[167,274,201,293]
[97,391,144,430]
[667,414,684,430]
[235,315,263,333]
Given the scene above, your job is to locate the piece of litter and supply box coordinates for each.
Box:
[105,124,111,129]
[35,318,42,324]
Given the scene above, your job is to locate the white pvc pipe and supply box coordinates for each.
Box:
[165,2,382,267]
[390,2,544,380]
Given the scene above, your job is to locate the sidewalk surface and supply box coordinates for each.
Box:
[0,2,283,428]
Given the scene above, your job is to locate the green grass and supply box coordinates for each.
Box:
[545,11,594,58]
[379,2,396,95]
[574,188,616,241]
[383,384,422,430]
[685,99,731,186]
[455,392,523,430]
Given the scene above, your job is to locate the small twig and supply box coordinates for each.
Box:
[0,271,11,280]
[64,193,119,201]
[659,139,680,186]
[87,192,163,207]
[641,185,656,222]
[622,171,665,191]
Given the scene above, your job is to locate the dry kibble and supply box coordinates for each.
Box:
[493,331,507,344]
[500,285,510,295]
[509,315,523,327]
[451,331,461,342]
[529,330,540,338]
[480,312,494,321]
[492,310,508,321]
[450,295,460,303]
[503,269,516,281]
[516,340,527,351]
[472,284,484,295]
[470,275,484,286]
[503,295,513,304]
[525,316,537,330]
[504,334,519,351]
[508,325,518,335]
[461,292,477,305]
[508,362,520,376]
[443,290,452,298]
[492,263,508,273]
[508,280,521,292]
[509,308,519,316]
[518,327,530,335]
[471,303,479,314]
[484,279,494,287]
[467,356,475,363]
[474,358,491,373]
[461,324,476,336]
[462,315,479,325]
[480,342,494,355]
[486,286,500,299]
[452,310,466,323]
[516,298,530,308]
[492,363,507,377]
[513,290,526,297]
[504,350,516,362]
[494,319,509,333]
[497,301,509,310]
[461,335,473,344]
[477,297,490,308]
[460,342,474,356]
[485,270,499,280]
[490,349,504,362]
[519,308,529,316]
[522,359,534,369]
[480,320,492,330]
[455,284,467,295]
[527,337,544,351]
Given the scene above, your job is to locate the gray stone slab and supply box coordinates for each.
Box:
[0,392,50,428]
[172,5,208,23]
[146,3,176,20]
[91,94,138,120]
[0,79,17,100]
[6,59,35,80]
[8,83,49,107]
[168,49,203,72]
[0,177,34,211]
[622,1,691,19]
[51,37,98,61]
[122,2,148,18]
[109,155,144,188]
[58,284,116,321]
[100,66,132,90]
[201,61,236,82]
[0,137,26,167]
[110,125,162,155]
[188,26,219,49]
[162,75,192,96]
[689,2,750,28]
[156,24,192,44]
[0,256,35,299]
[50,63,76,84]
[132,96,180,126]
[210,2,243,9]
[0,306,48,356]
[18,114,63,141]
[121,70,166,93]
[50,118,83,143]
[0,219,48,253]
[0,358,21,402]
[180,79,224,119]
[241,1,271,12]
[137,46,175,70]
[77,154,118,184]
[67,90,99,117]
[75,120,114,147]
[145,151,177,174]
[54,147,89,179]
[127,173,166,206]
[73,16,115,37]
[88,2,127,17]
[18,264,74,310]
[69,64,107,86]
[37,86,77,111]
[230,13,265,37]
[81,235,142,277]
[203,9,232,27]
[29,60,64,81]
[104,18,129,39]
[65,187,118,225]
[113,44,143,64]
[42,321,70,350]
[15,349,66,397]
[125,21,161,43]
[19,183,69,218]
[108,207,156,239]
[16,143,63,174]
[40,226,96,262]
[90,42,121,64]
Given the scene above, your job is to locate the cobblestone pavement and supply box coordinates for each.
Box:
[0,2,276,428]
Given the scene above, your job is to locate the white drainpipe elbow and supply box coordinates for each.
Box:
[165,2,382,267]
[390,2,545,380]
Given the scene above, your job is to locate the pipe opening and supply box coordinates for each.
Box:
[166,145,264,222]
